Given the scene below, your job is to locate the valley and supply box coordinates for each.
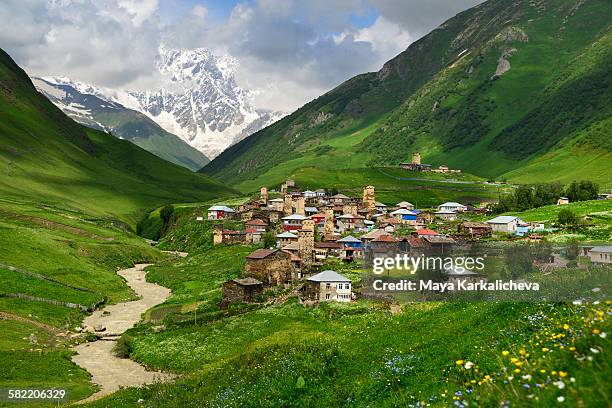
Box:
[0,0,610,406]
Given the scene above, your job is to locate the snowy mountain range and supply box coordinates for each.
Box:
[33,46,285,161]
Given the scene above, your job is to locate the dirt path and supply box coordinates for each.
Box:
[71,264,173,403]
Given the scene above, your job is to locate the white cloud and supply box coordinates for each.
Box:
[354,16,411,59]
[117,0,159,27]
[0,0,485,112]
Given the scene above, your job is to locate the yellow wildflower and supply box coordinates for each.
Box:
[502,350,510,356]
[514,368,521,373]
[542,347,549,352]
[519,349,526,356]
[563,324,570,330]
[456,360,464,365]
[559,371,568,378]
[592,329,601,335]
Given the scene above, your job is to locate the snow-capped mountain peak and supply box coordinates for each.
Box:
[112,46,284,158]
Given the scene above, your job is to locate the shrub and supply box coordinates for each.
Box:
[113,334,133,358]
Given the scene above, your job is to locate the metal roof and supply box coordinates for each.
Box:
[337,235,362,243]
[307,270,351,282]
[282,214,307,220]
[486,216,519,224]
[276,232,298,238]
[208,205,235,212]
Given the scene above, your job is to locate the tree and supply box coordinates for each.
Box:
[532,241,553,263]
[566,239,580,261]
[565,180,599,202]
[557,209,577,227]
[159,204,175,234]
[262,231,276,248]
[514,185,535,211]
[504,243,534,278]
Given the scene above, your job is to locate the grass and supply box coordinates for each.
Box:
[0,318,96,403]
[0,198,177,404]
[86,300,610,407]
[235,166,507,207]
[0,47,235,227]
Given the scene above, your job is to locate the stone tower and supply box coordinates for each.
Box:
[412,152,421,165]
[363,185,375,209]
[283,194,293,215]
[343,204,358,215]
[213,224,223,245]
[298,219,315,268]
[324,208,335,236]
[295,196,306,216]
[260,187,268,204]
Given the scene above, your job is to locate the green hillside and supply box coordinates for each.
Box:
[202,0,612,189]
[92,109,209,172]
[0,48,234,225]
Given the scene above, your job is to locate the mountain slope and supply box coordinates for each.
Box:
[202,0,611,189]
[0,48,234,225]
[32,76,209,171]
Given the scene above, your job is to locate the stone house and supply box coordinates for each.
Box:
[276,231,298,248]
[331,194,351,205]
[246,219,267,232]
[245,249,292,287]
[221,278,263,306]
[364,234,398,265]
[213,225,246,245]
[268,198,284,212]
[303,270,352,302]
[458,221,492,238]
[314,242,342,262]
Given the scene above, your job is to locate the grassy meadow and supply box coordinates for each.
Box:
[0,198,172,403]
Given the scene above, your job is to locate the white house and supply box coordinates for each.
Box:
[305,270,352,302]
[435,209,457,221]
[303,190,317,199]
[438,202,467,213]
[587,246,612,264]
[207,205,235,220]
[486,215,522,233]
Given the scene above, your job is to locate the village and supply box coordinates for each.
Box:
[203,171,610,307]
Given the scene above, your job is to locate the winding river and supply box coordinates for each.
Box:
[71,264,174,403]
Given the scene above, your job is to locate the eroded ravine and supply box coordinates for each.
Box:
[71,264,173,403]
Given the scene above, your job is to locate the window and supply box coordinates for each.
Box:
[325,293,330,300]
[326,283,331,289]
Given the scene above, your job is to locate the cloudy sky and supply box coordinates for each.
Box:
[1,0,484,111]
